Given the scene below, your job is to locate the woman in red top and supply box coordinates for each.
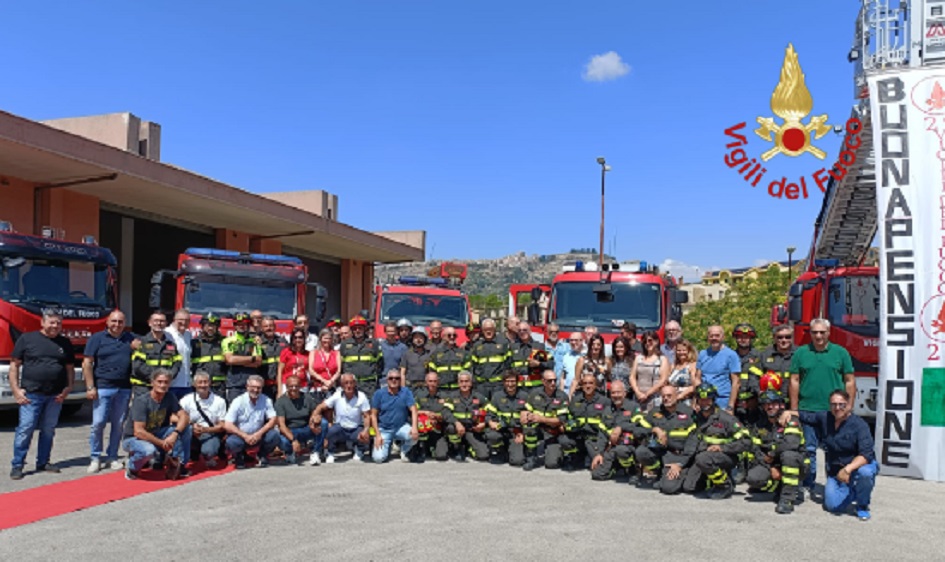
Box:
[278,329,311,398]
[309,328,340,398]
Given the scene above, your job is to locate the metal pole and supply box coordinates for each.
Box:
[599,164,605,270]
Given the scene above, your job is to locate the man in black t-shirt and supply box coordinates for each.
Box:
[9,312,75,480]
[121,369,192,480]
[276,374,328,465]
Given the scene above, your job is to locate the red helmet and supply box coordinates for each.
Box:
[759,372,783,392]
[326,317,343,328]
[733,323,757,339]
[348,315,368,328]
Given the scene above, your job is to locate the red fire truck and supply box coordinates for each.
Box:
[372,262,471,345]
[0,221,118,413]
[510,260,688,350]
[150,248,326,338]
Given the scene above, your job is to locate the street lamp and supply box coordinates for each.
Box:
[597,157,611,270]
[787,246,796,280]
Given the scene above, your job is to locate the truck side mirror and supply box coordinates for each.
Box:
[788,298,803,323]
[148,284,162,309]
[530,287,542,301]
[527,303,540,325]
[673,290,689,304]
[314,285,328,323]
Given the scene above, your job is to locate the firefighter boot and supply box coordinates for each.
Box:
[522,453,538,472]
[709,478,735,500]
[776,488,796,514]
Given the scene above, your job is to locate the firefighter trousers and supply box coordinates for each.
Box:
[746,451,805,500]
[591,444,636,481]
[445,424,489,460]
[522,425,563,469]
[417,430,449,461]
[689,450,738,492]
[484,428,525,466]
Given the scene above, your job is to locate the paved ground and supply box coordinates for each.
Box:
[1,403,943,561]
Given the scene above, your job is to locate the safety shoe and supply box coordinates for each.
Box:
[561,456,575,472]
[626,473,640,487]
[87,459,102,474]
[637,475,658,489]
[10,466,24,480]
[37,463,61,473]
[522,457,538,471]
[164,457,182,481]
[489,453,506,465]
[775,500,795,515]
[709,480,734,500]
[452,450,467,463]
[732,464,746,485]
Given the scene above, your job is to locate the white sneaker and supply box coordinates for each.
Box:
[325,453,336,464]
[391,442,402,455]
[401,450,410,462]
[87,459,101,474]
[108,459,125,470]
[353,449,364,462]
[309,454,321,466]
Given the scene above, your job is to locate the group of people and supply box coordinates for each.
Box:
[8,308,877,521]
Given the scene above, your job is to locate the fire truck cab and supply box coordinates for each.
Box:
[150,248,327,338]
[510,260,688,351]
[0,221,118,412]
[372,262,471,345]
[773,259,879,419]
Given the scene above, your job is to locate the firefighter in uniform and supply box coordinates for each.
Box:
[412,372,454,462]
[732,323,763,426]
[339,315,383,397]
[444,371,490,462]
[468,318,511,398]
[222,313,263,404]
[747,390,807,514]
[559,373,612,472]
[428,326,470,394]
[257,317,286,401]
[463,321,481,350]
[521,369,571,471]
[510,322,554,391]
[685,383,752,499]
[400,328,433,392]
[131,311,182,396]
[190,313,226,398]
[483,371,530,465]
[590,380,642,482]
[633,384,698,494]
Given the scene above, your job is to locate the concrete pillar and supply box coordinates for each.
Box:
[120,217,135,325]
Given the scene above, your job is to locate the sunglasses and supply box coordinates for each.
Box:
[543,378,557,383]
[776,336,792,340]
[447,334,457,338]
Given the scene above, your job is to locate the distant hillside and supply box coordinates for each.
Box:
[375,251,612,296]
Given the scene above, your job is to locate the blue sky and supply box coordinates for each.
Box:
[0,1,864,281]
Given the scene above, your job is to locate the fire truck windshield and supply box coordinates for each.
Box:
[183,276,297,319]
[0,255,111,309]
[826,276,879,333]
[551,282,661,331]
[379,294,469,328]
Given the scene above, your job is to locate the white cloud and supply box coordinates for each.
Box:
[659,259,704,284]
[582,51,630,82]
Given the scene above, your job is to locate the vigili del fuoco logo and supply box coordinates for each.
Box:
[723,44,863,199]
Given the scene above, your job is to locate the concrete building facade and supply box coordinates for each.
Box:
[0,110,424,331]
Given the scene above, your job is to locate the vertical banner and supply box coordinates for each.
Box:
[870,69,945,482]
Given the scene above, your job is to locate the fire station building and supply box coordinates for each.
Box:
[0,110,425,332]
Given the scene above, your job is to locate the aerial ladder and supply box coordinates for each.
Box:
[780,1,926,420]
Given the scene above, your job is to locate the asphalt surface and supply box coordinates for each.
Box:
[1,403,943,561]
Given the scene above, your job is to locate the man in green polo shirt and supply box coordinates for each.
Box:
[789,318,855,496]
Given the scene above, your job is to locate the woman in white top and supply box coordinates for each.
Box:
[629,331,670,412]
[667,339,700,404]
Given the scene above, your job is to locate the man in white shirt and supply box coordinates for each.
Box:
[179,371,227,468]
[312,374,371,463]
[560,334,584,396]
[165,308,193,399]
[223,375,280,468]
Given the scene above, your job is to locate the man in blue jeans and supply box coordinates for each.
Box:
[276,374,329,465]
[83,309,137,473]
[9,312,75,480]
[821,390,878,521]
[121,369,193,480]
[371,369,419,463]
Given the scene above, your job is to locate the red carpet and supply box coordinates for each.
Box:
[0,464,234,531]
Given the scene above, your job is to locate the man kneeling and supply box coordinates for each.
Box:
[121,369,193,480]
[224,375,280,468]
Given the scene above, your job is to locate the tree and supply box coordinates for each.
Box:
[682,268,791,350]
